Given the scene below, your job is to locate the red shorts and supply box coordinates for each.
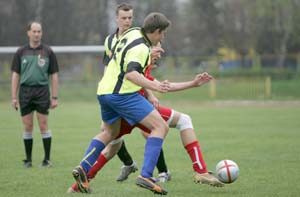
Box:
[115,106,172,139]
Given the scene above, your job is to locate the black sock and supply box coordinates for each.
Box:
[156,149,168,173]
[24,139,33,161]
[42,137,51,161]
[117,141,133,166]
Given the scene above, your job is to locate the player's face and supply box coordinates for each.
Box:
[116,9,133,34]
[151,29,167,46]
[27,23,42,45]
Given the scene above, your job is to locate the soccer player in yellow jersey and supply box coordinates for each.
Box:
[102,3,170,183]
[72,13,171,195]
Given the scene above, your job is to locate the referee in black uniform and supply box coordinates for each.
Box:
[11,21,59,168]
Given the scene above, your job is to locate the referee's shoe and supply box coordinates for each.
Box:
[136,175,168,195]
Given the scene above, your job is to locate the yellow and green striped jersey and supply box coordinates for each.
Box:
[97,27,151,95]
[102,29,118,65]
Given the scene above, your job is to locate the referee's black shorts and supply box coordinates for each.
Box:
[19,85,50,116]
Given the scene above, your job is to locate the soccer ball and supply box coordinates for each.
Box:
[216,160,239,183]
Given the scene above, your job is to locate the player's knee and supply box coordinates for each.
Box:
[176,113,193,131]
[24,124,33,131]
[155,120,169,136]
[109,137,123,145]
[161,121,169,133]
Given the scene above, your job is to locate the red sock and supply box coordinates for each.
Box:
[185,141,207,174]
[71,182,79,192]
[87,153,108,179]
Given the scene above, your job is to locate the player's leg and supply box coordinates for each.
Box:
[116,139,138,181]
[169,110,224,187]
[21,112,34,168]
[141,131,170,183]
[35,85,52,167]
[136,109,169,195]
[36,112,52,167]
[102,92,169,185]
[72,120,121,193]
[88,137,123,179]
[115,120,141,182]
[19,86,35,168]
[69,117,138,193]
[68,138,123,193]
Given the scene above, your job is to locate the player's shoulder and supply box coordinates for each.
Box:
[16,44,29,54]
[121,27,146,46]
[40,44,54,55]
[105,32,116,41]
[122,27,141,38]
[41,44,52,51]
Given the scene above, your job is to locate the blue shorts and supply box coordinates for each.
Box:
[97,92,154,126]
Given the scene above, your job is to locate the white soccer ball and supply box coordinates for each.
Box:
[216,159,239,183]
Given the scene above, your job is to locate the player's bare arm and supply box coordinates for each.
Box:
[11,71,20,110]
[162,72,213,92]
[143,88,160,108]
[125,71,170,93]
[50,72,59,109]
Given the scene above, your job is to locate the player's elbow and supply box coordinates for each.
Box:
[124,71,135,80]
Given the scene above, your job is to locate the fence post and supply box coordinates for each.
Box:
[210,79,216,99]
[265,76,271,98]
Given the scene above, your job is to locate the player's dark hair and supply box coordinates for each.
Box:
[27,21,42,31]
[116,3,133,15]
[143,12,171,33]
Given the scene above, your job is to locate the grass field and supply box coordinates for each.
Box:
[0,101,300,197]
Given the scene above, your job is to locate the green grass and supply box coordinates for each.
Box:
[1,77,300,102]
[0,101,300,197]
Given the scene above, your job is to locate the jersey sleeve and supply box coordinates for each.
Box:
[48,49,59,74]
[11,48,21,73]
[102,36,111,65]
[125,44,150,74]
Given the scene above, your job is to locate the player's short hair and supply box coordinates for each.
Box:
[143,12,171,33]
[116,2,133,15]
[27,21,42,31]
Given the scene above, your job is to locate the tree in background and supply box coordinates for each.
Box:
[1,0,300,65]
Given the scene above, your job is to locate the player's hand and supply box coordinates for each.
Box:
[151,46,164,62]
[158,80,170,93]
[50,98,58,109]
[147,94,160,109]
[11,98,18,111]
[193,72,213,86]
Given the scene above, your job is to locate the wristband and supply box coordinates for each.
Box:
[52,96,58,100]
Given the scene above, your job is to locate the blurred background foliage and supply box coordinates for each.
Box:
[1,0,300,101]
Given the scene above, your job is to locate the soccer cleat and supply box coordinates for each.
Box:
[116,161,138,182]
[156,171,171,183]
[194,172,224,187]
[72,166,91,193]
[41,160,52,167]
[23,160,32,168]
[136,175,168,195]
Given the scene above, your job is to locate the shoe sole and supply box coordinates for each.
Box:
[194,177,224,187]
[136,176,168,195]
[72,168,90,193]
